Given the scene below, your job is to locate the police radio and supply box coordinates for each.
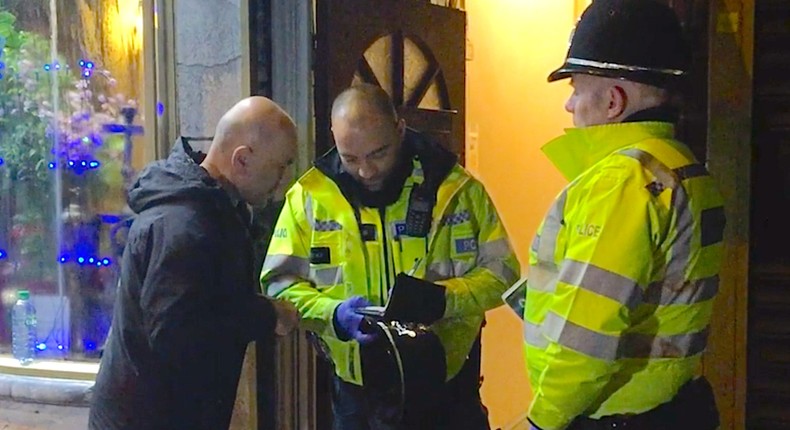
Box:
[403,185,434,237]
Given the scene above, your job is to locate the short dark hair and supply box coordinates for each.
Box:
[331,83,398,123]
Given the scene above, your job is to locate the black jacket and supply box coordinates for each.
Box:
[90,139,277,430]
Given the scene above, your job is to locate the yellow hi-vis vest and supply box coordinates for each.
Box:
[261,158,519,385]
[525,122,725,430]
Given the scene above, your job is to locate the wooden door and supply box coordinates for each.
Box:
[314,0,466,161]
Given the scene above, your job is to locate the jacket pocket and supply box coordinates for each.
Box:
[310,231,345,290]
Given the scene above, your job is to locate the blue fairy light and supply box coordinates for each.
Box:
[80,59,95,79]
[0,249,6,259]
[48,162,57,170]
[36,343,47,351]
[44,64,51,71]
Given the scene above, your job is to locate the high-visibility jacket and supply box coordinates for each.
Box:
[525,121,725,430]
[261,136,519,385]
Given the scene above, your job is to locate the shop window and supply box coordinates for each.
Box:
[0,0,149,362]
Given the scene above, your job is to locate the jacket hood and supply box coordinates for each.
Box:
[127,137,226,214]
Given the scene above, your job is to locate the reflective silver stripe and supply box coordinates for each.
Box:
[262,254,310,276]
[426,256,516,284]
[305,194,315,229]
[619,148,694,293]
[426,259,472,280]
[531,234,540,254]
[478,238,512,262]
[542,312,620,361]
[539,312,709,360]
[528,262,560,293]
[524,320,549,349]
[666,186,694,289]
[426,260,454,281]
[620,328,709,359]
[559,260,642,309]
[478,239,518,282]
[453,260,473,277]
[644,275,719,305]
[566,57,685,77]
[538,190,567,264]
[619,148,678,190]
[483,260,519,285]
[265,275,302,296]
[310,266,343,286]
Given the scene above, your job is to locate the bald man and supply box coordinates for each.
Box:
[261,84,518,429]
[90,96,300,430]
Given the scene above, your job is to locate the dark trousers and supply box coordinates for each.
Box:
[567,377,720,430]
[331,375,491,430]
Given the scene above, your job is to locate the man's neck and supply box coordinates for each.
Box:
[622,105,679,123]
[200,159,244,206]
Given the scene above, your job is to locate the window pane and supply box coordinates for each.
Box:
[0,1,147,361]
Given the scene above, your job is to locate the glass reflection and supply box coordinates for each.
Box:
[0,0,146,361]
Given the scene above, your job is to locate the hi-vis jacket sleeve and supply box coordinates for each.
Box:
[528,167,660,430]
[259,183,342,337]
[435,179,521,319]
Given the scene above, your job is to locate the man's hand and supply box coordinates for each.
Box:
[334,296,378,344]
[271,299,299,336]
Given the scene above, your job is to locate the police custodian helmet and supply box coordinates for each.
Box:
[548,0,691,89]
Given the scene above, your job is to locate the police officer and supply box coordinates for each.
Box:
[523,1,725,429]
[261,83,519,429]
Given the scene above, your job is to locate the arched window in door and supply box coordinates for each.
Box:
[352,32,452,113]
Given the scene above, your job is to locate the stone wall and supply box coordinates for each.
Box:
[175,0,245,143]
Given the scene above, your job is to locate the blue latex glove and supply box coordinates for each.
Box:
[333,296,377,345]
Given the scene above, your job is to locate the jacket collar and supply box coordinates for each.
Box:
[313,128,456,208]
[541,120,675,182]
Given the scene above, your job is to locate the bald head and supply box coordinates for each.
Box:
[212,96,296,154]
[202,96,297,205]
[331,83,398,127]
[330,84,406,191]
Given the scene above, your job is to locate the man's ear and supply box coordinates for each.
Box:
[607,85,628,120]
[230,145,252,173]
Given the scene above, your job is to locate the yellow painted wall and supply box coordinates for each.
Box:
[465,1,576,428]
